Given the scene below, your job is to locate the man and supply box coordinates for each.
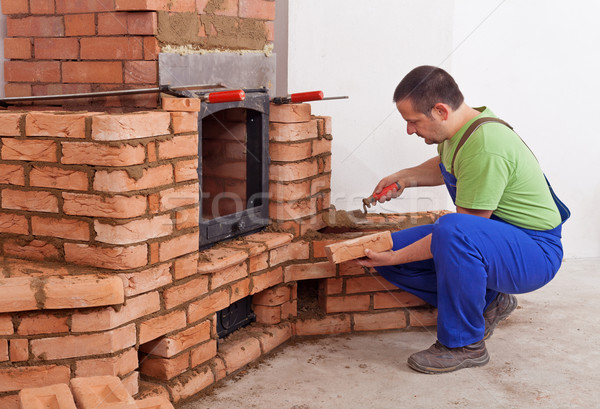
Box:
[356,66,569,374]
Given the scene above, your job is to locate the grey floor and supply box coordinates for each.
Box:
[181,258,600,409]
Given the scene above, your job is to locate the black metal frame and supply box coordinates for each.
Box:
[198,90,270,249]
[216,296,256,339]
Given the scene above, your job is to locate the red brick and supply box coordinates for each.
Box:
[173,253,199,280]
[270,197,317,221]
[56,0,115,13]
[311,174,331,195]
[93,164,172,193]
[80,36,143,60]
[139,310,187,344]
[409,308,438,327]
[253,285,290,306]
[212,357,227,382]
[162,97,200,112]
[0,113,23,136]
[163,276,209,310]
[265,20,274,41]
[6,16,64,37]
[61,141,146,166]
[0,212,28,234]
[31,216,89,240]
[294,314,351,336]
[19,384,77,409]
[0,338,8,361]
[325,231,393,264]
[354,311,407,332]
[32,324,135,360]
[171,112,198,134]
[374,291,427,309]
[270,160,318,182]
[62,61,123,84]
[44,274,125,309]
[220,337,261,375]
[115,0,166,11]
[144,36,160,60]
[34,38,79,60]
[250,266,283,295]
[92,111,171,141]
[249,252,268,273]
[253,304,281,324]
[211,261,247,290]
[97,12,128,35]
[269,241,309,266]
[323,295,370,314]
[0,164,25,185]
[65,13,96,36]
[65,243,148,270]
[320,278,343,295]
[17,313,68,335]
[158,134,198,159]
[140,351,189,380]
[140,320,210,358]
[62,192,147,218]
[1,0,28,14]
[3,239,59,261]
[119,263,172,297]
[190,339,217,368]
[4,83,32,97]
[4,61,60,83]
[30,0,55,13]
[26,111,90,138]
[187,289,229,323]
[4,38,31,59]
[269,120,318,142]
[0,365,70,393]
[239,0,275,20]
[0,314,14,335]
[196,247,248,274]
[174,159,198,183]
[9,339,28,362]
[283,261,335,282]
[75,348,138,377]
[159,232,199,262]
[312,137,332,156]
[269,141,312,162]
[94,215,173,245]
[1,138,57,162]
[70,375,134,408]
[124,60,157,84]
[1,394,19,408]
[2,189,58,213]
[168,367,214,403]
[281,299,297,319]
[346,276,398,294]
[269,103,311,123]
[339,262,368,277]
[231,278,250,303]
[127,11,157,34]
[254,323,292,353]
[29,166,88,190]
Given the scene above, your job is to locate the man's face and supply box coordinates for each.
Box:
[396,99,448,144]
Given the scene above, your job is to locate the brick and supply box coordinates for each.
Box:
[212,357,227,382]
[0,314,14,335]
[294,314,351,336]
[246,231,294,250]
[0,395,19,409]
[0,113,23,136]
[115,0,166,11]
[30,0,55,13]
[254,323,292,353]
[94,215,173,245]
[139,310,187,344]
[269,141,312,162]
[250,266,283,295]
[158,183,199,212]
[249,252,268,273]
[354,311,407,332]
[127,11,157,34]
[26,111,90,138]
[253,285,291,306]
[34,38,79,60]
[281,299,297,319]
[32,83,92,98]
[76,348,138,378]
[65,243,148,270]
[1,0,28,14]
[173,252,199,280]
[320,278,343,295]
[44,275,125,309]
[122,371,139,397]
[175,159,198,182]
[159,232,199,262]
[3,239,59,261]
[166,0,195,11]
[253,304,281,324]
[17,313,68,335]
[283,261,335,282]
[6,16,64,37]
[140,320,210,358]
[168,367,214,403]
[269,120,318,142]
[97,12,128,35]
[187,289,229,323]
[124,60,158,84]
[158,134,198,159]
[1,138,57,162]
[93,164,172,193]
[374,291,427,309]
[323,295,370,314]
[143,36,160,60]
[56,0,116,13]
[171,112,198,134]
[62,61,123,84]
[313,137,332,156]
[4,83,32,97]
[162,97,201,112]
[409,308,438,327]
[140,352,189,380]
[120,263,172,296]
[212,261,247,290]
[311,173,331,195]
[220,337,261,374]
[346,276,398,294]
[270,160,318,182]
[64,13,96,36]
[239,0,275,20]
[137,381,170,401]
[30,166,88,190]
[4,38,32,59]
[231,278,250,303]
[269,103,311,123]
[62,192,147,218]
[70,375,134,409]
[269,241,310,266]
[61,141,146,166]
[2,189,58,212]
[196,246,248,274]
[0,212,28,234]
[92,112,171,141]
[32,324,136,360]
[190,339,217,368]
[19,384,76,409]
[312,239,339,258]
[9,339,28,362]
[0,365,70,393]
[339,262,369,277]
[0,338,7,361]
[325,231,393,264]
[31,216,90,241]
[72,291,160,332]
[163,276,209,310]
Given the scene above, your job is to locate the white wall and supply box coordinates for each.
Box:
[287,0,600,258]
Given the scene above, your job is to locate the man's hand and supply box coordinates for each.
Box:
[353,249,398,267]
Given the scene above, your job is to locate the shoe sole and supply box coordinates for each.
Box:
[483,295,518,340]
[407,350,490,374]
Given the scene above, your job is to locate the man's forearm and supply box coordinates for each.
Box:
[395,157,444,188]
[361,234,432,267]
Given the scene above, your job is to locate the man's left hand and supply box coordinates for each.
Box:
[353,249,398,268]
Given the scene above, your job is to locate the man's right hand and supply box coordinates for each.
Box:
[373,174,405,203]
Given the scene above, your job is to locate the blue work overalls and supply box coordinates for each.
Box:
[375,119,570,348]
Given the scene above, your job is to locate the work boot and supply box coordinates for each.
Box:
[484,293,518,339]
[407,340,489,374]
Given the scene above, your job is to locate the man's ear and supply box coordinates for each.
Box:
[432,103,450,120]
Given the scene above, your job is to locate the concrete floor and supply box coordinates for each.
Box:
[181,258,600,409]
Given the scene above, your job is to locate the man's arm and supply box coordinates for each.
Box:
[373,156,444,202]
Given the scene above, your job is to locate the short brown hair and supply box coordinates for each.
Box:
[393,66,464,117]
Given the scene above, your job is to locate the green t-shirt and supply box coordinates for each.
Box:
[438,107,561,230]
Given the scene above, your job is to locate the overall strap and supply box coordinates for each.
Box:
[450,117,513,175]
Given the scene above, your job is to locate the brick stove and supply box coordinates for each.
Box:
[0,1,444,408]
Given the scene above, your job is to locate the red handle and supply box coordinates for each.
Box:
[207,90,245,104]
[372,182,401,200]
[290,90,324,103]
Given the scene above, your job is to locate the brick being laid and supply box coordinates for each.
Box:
[324,231,394,264]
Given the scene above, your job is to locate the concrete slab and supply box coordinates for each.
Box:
[181,258,600,409]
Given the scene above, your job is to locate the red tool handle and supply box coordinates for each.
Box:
[207,90,245,104]
[372,181,402,201]
[290,90,324,103]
